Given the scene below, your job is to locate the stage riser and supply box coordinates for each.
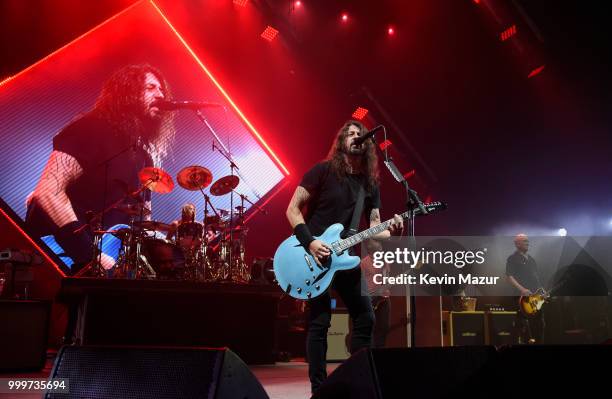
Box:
[59,278,281,364]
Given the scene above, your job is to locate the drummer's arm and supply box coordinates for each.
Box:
[166,221,178,240]
[31,150,82,228]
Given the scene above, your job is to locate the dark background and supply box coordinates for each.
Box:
[2,0,611,262]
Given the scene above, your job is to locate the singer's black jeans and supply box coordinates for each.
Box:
[306,267,375,393]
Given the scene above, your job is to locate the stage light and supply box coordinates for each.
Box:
[473,0,480,4]
[558,228,567,237]
[261,26,279,42]
[233,0,248,6]
[341,13,348,22]
[403,169,416,179]
[500,25,517,41]
[352,106,368,120]
[379,139,392,151]
[295,1,301,7]
[527,65,545,78]
[387,26,395,36]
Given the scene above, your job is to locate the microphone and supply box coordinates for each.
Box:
[352,125,384,146]
[152,99,224,111]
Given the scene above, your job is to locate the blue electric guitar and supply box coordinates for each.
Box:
[273,201,447,300]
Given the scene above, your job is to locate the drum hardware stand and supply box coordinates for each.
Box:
[73,180,157,279]
[231,190,268,282]
[192,108,263,282]
[118,214,157,280]
[200,188,222,281]
[211,139,239,282]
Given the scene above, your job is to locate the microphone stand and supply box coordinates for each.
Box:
[193,109,263,200]
[375,126,427,348]
[192,108,269,283]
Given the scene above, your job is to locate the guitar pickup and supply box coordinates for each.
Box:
[304,255,316,270]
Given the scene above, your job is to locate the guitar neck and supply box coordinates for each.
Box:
[334,210,411,252]
[333,201,446,252]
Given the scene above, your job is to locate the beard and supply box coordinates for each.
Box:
[138,106,163,144]
[345,142,367,156]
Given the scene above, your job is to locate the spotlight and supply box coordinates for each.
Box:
[500,25,517,41]
[351,106,368,120]
[527,65,546,78]
[341,13,348,22]
[387,26,395,36]
[558,228,567,237]
[295,0,301,7]
[261,26,279,42]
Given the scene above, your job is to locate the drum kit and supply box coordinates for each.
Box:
[82,164,263,283]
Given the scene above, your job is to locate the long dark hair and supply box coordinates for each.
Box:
[326,120,379,190]
[90,64,175,166]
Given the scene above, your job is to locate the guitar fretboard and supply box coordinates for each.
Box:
[332,202,444,252]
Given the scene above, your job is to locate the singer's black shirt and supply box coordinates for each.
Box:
[299,161,381,237]
[26,114,152,235]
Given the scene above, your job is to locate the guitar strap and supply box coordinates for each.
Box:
[345,185,366,238]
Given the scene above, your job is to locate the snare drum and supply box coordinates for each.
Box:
[141,238,185,279]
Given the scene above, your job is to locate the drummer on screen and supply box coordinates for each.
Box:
[166,203,198,242]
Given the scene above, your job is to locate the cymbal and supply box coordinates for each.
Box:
[134,220,172,231]
[177,165,213,191]
[115,203,152,217]
[210,175,239,196]
[217,208,240,216]
[139,167,174,194]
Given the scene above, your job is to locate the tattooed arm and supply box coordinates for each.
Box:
[286,185,331,263]
[31,151,83,228]
[370,208,404,240]
[286,186,311,228]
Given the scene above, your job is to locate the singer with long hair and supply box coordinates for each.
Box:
[25,64,175,270]
[285,120,404,393]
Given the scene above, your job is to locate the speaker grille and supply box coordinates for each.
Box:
[47,346,223,399]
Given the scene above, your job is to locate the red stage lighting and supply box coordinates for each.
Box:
[352,106,369,120]
[500,25,517,41]
[233,0,248,6]
[150,2,289,175]
[473,0,480,4]
[527,65,545,78]
[295,1,302,7]
[261,26,279,42]
[403,169,416,179]
[387,26,395,36]
[341,13,348,22]
[379,139,392,151]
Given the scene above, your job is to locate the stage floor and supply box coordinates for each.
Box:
[0,353,339,399]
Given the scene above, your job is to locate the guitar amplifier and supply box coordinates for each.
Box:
[486,311,517,346]
[442,311,486,346]
[327,312,350,361]
[0,300,51,371]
